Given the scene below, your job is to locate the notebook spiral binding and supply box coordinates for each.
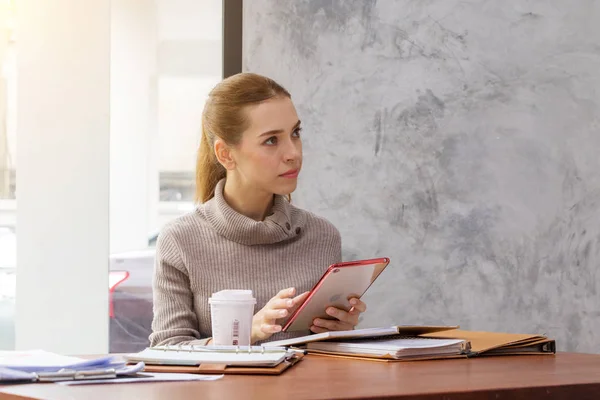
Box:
[152,344,288,354]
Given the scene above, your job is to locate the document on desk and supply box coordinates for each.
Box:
[0,350,146,384]
[0,361,146,383]
[0,350,120,372]
[126,345,290,367]
[0,367,37,382]
[57,372,223,385]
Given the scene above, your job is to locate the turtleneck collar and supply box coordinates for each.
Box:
[201,179,305,245]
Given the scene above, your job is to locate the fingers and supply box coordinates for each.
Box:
[268,297,295,310]
[324,306,359,325]
[268,289,308,310]
[348,297,367,313]
[253,288,299,343]
[276,287,296,299]
[293,291,310,304]
[311,317,353,332]
[260,323,282,334]
[267,288,297,309]
[264,308,289,320]
[310,325,331,334]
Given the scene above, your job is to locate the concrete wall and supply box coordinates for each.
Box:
[244,0,600,353]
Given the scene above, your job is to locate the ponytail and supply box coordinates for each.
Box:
[195,125,226,203]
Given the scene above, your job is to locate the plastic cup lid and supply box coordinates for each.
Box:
[209,289,256,304]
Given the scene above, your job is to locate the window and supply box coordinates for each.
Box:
[109,0,228,353]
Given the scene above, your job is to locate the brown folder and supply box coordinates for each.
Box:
[134,352,304,375]
[419,329,556,356]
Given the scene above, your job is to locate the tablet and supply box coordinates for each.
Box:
[280,257,390,332]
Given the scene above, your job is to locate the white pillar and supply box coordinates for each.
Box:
[110,0,158,253]
[16,0,110,354]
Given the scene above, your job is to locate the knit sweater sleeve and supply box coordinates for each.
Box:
[148,227,210,346]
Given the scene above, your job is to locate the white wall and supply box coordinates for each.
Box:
[16,0,110,354]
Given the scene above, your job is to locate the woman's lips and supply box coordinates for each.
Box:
[280,169,299,178]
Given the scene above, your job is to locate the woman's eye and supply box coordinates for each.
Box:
[264,136,277,145]
[292,127,302,138]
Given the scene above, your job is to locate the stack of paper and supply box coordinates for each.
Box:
[306,336,468,360]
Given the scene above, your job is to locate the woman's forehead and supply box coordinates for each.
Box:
[245,97,298,132]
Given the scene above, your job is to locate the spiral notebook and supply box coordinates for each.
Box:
[124,345,303,375]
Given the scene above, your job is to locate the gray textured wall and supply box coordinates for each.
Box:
[244,0,600,353]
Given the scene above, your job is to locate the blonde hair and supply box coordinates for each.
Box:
[195,73,291,203]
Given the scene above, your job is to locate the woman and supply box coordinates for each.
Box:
[149,72,367,346]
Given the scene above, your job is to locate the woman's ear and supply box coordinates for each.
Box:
[214,139,236,170]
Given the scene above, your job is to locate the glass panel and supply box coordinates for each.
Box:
[109,0,223,353]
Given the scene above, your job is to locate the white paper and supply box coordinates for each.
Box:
[0,350,87,368]
[0,367,36,382]
[57,372,224,385]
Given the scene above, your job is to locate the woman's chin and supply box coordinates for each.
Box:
[273,180,298,196]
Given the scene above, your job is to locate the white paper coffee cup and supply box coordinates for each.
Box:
[208,290,256,346]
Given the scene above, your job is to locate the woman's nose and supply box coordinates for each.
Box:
[284,140,301,162]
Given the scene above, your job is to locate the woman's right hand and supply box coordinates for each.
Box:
[251,287,309,344]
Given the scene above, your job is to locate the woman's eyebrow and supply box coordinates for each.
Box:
[258,120,301,137]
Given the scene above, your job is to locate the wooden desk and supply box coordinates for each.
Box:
[1,352,600,400]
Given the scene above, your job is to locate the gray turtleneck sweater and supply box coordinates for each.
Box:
[149,179,342,346]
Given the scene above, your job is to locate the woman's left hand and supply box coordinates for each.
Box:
[310,297,367,333]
